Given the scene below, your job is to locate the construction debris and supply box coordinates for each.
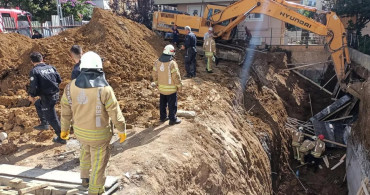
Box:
[331,154,347,170]
[0,132,7,142]
[176,110,196,118]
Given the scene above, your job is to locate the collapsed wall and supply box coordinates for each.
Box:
[0,8,331,194]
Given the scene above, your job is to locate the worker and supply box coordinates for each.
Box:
[204,27,213,41]
[292,126,304,160]
[172,25,179,48]
[28,52,64,144]
[181,26,197,78]
[203,30,216,73]
[298,138,315,164]
[152,45,182,125]
[70,45,82,80]
[60,51,127,194]
[245,26,252,46]
[310,134,326,171]
[31,30,43,39]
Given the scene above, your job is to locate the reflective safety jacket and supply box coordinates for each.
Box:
[203,37,216,53]
[61,80,126,144]
[311,140,325,158]
[299,140,315,153]
[292,131,304,146]
[152,60,182,95]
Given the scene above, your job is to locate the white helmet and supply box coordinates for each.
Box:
[163,45,175,56]
[80,51,103,70]
[208,27,213,31]
[298,127,303,131]
[312,136,318,141]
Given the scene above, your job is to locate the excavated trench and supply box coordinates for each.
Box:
[0,8,348,194]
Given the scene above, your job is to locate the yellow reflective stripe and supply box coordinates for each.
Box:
[105,98,113,109]
[95,147,103,184]
[158,85,176,89]
[159,88,177,92]
[91,148,99,186]
[171,68,178,73]
[153,66,157,71]
[176,84,182,88]
[61,96,69,105]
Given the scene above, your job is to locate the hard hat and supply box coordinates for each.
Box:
[318,134,325,140]
[80,51,103,70]
[312,136,318,141]
[208,27,213,31]
[163,44,175,56]
[298,127,303,131]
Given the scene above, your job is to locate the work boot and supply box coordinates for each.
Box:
[52,137,66,144]
[33,124,50,130]
[81,178,89,188]
[160,117,169,122]
[169,118,181,125]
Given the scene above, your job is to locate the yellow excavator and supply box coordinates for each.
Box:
[152,0,359,94]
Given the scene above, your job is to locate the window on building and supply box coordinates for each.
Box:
[245,13,263,21]
[1,13,11,18]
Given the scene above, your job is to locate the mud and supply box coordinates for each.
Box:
[0,8,346,195]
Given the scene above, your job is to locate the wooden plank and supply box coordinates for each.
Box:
[9,178,22,184]
[292,70,333,95]
[0,165,118,188]
[303,133,347,147]
[18,183,48,195]
[65,189,78,195]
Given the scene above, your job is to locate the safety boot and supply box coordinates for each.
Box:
[169,118,181,125]
[33,124,50,130]
[52,137,66,144]
[81,178,89,188]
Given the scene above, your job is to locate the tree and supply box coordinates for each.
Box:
[110,0,154,29]
[0,0,94,22]
[332,0,370,35]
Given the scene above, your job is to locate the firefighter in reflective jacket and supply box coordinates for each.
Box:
[152,45,182,125]
[299,139,315,164]
[60,51,127,195]
[311,134,325,158]
[203,31,216,73]
[292,126,304,160]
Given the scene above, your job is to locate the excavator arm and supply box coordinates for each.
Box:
[210,0,351,84]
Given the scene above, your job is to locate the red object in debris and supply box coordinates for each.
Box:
[318,134,325,140]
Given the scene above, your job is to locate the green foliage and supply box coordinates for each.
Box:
[333,0,370,35]
[358,35,370,55]
[0,0,93,22]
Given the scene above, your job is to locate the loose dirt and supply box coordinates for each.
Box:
[0,8,346,194]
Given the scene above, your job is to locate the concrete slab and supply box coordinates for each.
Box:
[0,164,118,189]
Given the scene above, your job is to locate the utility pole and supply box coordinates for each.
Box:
[56,0,63,29]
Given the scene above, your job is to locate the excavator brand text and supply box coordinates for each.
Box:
[280,12,312,29]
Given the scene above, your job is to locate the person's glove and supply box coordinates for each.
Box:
[118,130,127,143]
[60,131,70,140]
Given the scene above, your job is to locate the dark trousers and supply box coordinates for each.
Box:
[185,47,197,77]
[35,94,61,137]
[160,93,177,122]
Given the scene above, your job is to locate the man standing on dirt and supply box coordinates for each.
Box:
[59,51,127,194]
[28,52,64,144]
[310,134,325,171]
[152,45,182,125]
[70,45,83,80]
[203,30,216,73]
[181,26,197,78]
[292,126,304,160]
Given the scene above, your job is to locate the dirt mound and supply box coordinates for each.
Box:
[0,8,164,145]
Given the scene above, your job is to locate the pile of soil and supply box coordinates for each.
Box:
[0,8,164,150]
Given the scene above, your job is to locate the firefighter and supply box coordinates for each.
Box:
[181,26,197,78]
[28,52,64,144]
[60,51,127,194]
[203,31,216,73]
[70,45,82,80]
[310,134,326,171]
[204,27,213,41]
[152,45,182,125]
[298,138,315,164]
[292,126,304,160]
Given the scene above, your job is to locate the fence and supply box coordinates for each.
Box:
[233,29,326,46]
[347,33,370,55]
[2,15,83,38]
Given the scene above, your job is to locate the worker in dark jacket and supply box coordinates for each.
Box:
[70,45,82,80]
[28,52,64,144]
[181,26,197,78]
